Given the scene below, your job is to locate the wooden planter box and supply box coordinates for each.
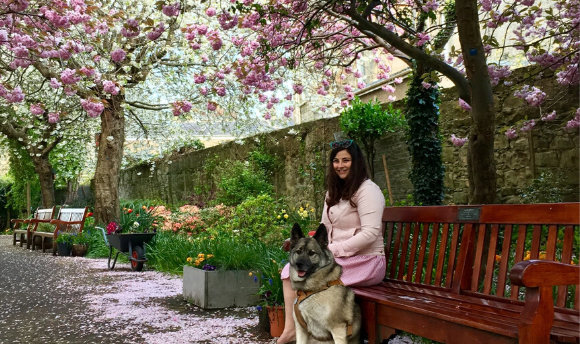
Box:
[182,265,260,309]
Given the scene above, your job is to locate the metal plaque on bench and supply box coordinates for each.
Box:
[457,207,481,221]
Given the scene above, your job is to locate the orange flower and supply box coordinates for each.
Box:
[495,254,501,263]
[127,209,133,214]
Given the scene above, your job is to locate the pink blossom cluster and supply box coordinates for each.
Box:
[207,102,217,111]
[80,98,105,118]
[514,85,546,107]
[488,65,512,86]
[505,128,518,140]
[121,18,140,38]
[47,112,60,123]
[147,23,165,41]
[162,2,180,17]
[565,109,580,131]
[520,119,536,132]
[171,100,193,116]
[218,11,238,30]
[0,85,24,103]
[102,80,120,95]
[111,48,127,63]
[60,68,80,85]
[541,110,557,121]
[283,106,294,118]
[30,103,44,115]
[450,134,468,147]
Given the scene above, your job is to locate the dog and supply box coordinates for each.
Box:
[289,223,361,344]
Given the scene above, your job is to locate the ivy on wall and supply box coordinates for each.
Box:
[405,72,445,205]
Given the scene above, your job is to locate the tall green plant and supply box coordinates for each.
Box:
[405,73,445,205]
[339,97,406,178]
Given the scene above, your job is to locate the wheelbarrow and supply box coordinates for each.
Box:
[98,227,156,271]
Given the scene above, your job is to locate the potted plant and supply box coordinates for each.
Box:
[55,232,74,256]
[182,232,262,309]
[71,231,90,257]
[253,249,287,338]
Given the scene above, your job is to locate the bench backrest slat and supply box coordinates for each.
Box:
[55,207,88,233]
[383,203,579,310]
[36,208,55,221]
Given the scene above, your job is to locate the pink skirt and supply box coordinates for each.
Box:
[281,255,386,287]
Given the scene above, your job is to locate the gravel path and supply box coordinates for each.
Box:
[0,235,274,344]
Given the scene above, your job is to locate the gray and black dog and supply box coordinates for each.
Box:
[289,223,361,344]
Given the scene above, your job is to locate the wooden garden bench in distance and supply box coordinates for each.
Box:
[351,203,580,344]
[31,207,88,255]
[12,207,55,249]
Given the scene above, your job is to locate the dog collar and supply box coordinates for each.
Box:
[293,278,353,341]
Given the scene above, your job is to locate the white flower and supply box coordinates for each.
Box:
[106,136,114,142]
[132,221,140,228]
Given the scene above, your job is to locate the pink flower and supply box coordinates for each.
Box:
[81,98,104,118]
[47,112,60,123]
[5,87,24,103]
[194,74,206,84]
[50,78,62,89]
[205,7,216,16]
[162,3,180,16]
[283,106,294,118]
[505,128,518,140]
[60,68,80,85]
[146,23,165,41]
[450,134,468,147]
[520,119,536,132]
[416,33,430,46]
[514,85,546,107]
[207,102,217,111]
[30,103,44,115]
[458,98,472,111]
[357,81,366,89]
[293,84,304,94]
[111,49,126,63]
[382,85,396,93]
[340,100,349,107]
[102,80,120,95]
[541,110,557,121]
[263,112,271,120]
[421,81,432,89]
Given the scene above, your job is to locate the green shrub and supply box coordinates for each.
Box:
[223,194,288,245]
[519,171,571,204]
[214,160,273,206]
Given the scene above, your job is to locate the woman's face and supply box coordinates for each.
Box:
[332,149,352,180]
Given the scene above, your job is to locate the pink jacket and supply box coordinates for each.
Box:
[321,179,385,257]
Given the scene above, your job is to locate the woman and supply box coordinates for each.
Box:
[277,139,386,344]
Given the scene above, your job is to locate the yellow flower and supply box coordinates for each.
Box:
[277,215,281,219]
[198,253,205,258]
[207,254,214,259]
[299,207,304,212]
[306,203,310,208]
[310,208,315,213]
[186,257,193,263]
[271,259,276,263]
[248,272,253,277]
[142,205,147,210]
[284,214,289,219]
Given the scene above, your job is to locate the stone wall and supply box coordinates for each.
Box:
[119,73,579,206]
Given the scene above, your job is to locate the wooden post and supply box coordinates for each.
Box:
[26,181,31,217]
[382,154,394,205]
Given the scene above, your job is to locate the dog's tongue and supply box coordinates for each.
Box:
[297,270,307,277]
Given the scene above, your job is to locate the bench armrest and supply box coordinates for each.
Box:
[510,260,579,287]
[11,218,29,224]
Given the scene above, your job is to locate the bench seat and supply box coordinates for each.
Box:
[353,203,579,344]
[12,207,55,249]
[354,281,579,344]
[31,207,88,255]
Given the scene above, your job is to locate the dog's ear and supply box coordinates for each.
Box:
[290,223,304,249]
[313,223,328,248]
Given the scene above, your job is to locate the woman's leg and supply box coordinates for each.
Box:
[276,278,296,344]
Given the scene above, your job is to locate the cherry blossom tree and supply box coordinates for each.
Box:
[0,0,294,223]
[211,0,579,203]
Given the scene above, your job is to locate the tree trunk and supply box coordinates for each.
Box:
[456,0,497,204]
[31,155,55,207]
[93,95,125,225]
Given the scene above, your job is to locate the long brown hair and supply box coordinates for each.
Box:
[326,141,368,209]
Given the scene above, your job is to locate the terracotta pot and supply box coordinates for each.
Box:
[71,244,88,257]
[266,305,285,337]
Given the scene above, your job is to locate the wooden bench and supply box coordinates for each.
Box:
[352,203,579,344]
[31,207,88,255]
[12,207,55,249]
